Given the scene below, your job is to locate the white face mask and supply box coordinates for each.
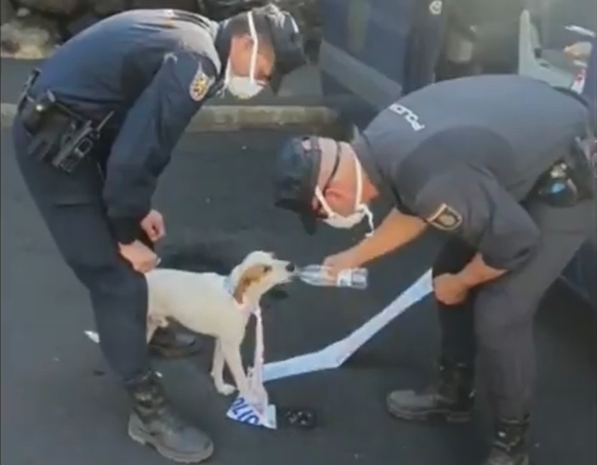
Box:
[225,12,265,100]
[314,150,375,235]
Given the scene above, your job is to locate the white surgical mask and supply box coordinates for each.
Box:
[314,151,375,235]
[225,12,265,100]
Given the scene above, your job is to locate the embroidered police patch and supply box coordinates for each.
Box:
[189,69,210,101]
[163,8,175,27]
[426,203,462,231]
[429,0,443,15]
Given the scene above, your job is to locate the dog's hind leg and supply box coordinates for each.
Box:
[220,340,257,405]
[211,339,236,396]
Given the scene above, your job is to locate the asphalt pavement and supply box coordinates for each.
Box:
[1,127,596,465]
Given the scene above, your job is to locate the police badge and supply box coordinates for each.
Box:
[426,203,462,231]
[189,68,210,102]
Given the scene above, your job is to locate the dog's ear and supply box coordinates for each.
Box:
[233,264,271,303]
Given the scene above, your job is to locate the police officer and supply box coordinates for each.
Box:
[12,5,305,463]
[272,75,596,465]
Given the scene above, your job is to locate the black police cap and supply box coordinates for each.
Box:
[252,4,307,93]
[272,136,321,234]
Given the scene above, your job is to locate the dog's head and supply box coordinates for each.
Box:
[230,251,295,304]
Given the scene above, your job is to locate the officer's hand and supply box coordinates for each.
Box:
[140,209,166,243]
[322,249,361,278]
[564,41,592,59]
[433,273,469,305]
[119,240,159,273]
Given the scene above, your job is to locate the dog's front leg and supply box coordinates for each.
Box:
[220,340,258,405]
[211,339,236,396]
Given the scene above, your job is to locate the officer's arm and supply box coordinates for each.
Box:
[103,51,217,244]
[414,172,541,285]
[351,209,428,266]
[457,253,507,287]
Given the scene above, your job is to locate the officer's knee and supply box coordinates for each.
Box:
[432,239,476,277]
[67,255,146,300]
[88,266,148,330]
[475,283,537,348]
[474,291,536,350]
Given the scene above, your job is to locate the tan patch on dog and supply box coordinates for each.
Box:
[232,265,271,304]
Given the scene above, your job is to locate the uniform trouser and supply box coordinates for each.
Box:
[12,119,150,384]
[431,198,594,419]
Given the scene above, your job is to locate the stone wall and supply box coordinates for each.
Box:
[0,0,321,60]
[1,0,14,22]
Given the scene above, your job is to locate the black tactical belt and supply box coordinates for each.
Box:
[18,72,113,175]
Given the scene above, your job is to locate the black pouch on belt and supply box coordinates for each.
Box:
[532,136,596,207]
[21,90,113,174]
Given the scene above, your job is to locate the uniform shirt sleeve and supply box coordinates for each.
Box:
[103,50,218,243]
[411,170,541,271]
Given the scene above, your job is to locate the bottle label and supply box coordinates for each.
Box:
[336,270,352,287]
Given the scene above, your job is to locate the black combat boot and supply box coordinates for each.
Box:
[483,417,531,465]
[126,372,214,463]
[386,360,475,423]
[149,327,201,358]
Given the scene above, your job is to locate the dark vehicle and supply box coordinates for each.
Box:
[318,0,596,309]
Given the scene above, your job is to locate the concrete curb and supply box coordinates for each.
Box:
[1,102,339,131]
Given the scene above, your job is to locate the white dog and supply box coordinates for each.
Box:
[145,251,295,403]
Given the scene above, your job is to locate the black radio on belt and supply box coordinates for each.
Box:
[533,136,596,207]
[52,111,113,173]
[21,89,113,174]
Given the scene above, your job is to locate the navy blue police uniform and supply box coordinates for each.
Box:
[11,6,305,462]
[273,75,596,465]
[13,8,227,384]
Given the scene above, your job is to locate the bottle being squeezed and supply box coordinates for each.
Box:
[295,265,368,289]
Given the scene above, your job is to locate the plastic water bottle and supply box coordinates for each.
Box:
[295,265,368,289]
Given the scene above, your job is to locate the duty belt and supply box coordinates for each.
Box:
[18,69,113,174]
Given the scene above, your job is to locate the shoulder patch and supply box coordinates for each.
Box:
[425,203,462,231]
[429,0,443,15]
[163,9,176,27]
[189,66,211,102]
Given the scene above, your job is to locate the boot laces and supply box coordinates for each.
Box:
[131,373,187,432]
[486,448,519,465]
[491,418,530,456]
[432,364,468,397]
[155,403,187,431]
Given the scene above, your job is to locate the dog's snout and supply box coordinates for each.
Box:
[286,263,296,273]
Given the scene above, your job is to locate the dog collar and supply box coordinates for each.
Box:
[223,275,235,295]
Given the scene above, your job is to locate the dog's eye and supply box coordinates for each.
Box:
[263,265,272,273]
